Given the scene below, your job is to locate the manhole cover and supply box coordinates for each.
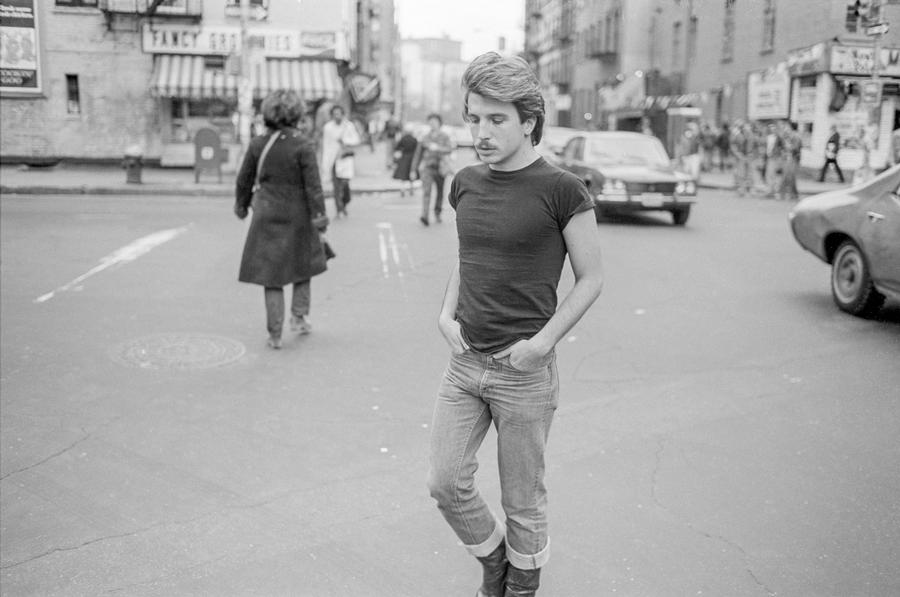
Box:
[110,333,245,370]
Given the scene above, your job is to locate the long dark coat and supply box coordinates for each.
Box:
[236,127,328,287]
[392,133,418,181]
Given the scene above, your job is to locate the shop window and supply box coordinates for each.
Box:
[672,22,682,71]
[66,74,80,115]
[170,98,236,144]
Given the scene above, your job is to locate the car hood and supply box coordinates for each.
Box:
[792,188,860,215]
[595,165,681,183]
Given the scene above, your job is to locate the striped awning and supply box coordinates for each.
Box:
[150,55,342,101]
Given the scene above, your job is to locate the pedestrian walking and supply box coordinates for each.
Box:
[427,52,604,597]
[749,122,768,193]
[391,123,419,197]
[320,105,361,218]
[717,121,731,171]
[678,123,702,180]
[763,121,785,199]
[412,113,455,225]
[234,90,330,350]
[779,121,802,200]
[819,125,844,183]
[730,121,753,196]
[700,122,717,172]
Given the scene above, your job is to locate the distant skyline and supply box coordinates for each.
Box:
[393,0,525,60]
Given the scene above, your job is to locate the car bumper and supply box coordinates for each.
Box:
[595,194,696,210]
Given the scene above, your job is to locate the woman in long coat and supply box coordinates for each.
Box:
[391,123,419,196]
[234,90,329,349]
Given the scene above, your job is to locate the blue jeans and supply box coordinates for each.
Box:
[427,347,558,570]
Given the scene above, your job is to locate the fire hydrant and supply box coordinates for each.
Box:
[123,145,143,184]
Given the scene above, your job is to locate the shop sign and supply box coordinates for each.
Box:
[794,87,817,122]
[747,64,790,121]
[300,31,338,56]
[787,42,827,76]
[142,24,308,58]
[861,80,882,104]
[830,44,900,77]
[0,0,42,95]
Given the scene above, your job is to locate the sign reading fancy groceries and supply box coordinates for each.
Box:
[0,0,42,94]
[142,25,339,58]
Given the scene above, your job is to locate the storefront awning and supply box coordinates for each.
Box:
[150,55,342,101]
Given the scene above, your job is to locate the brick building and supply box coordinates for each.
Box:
[1,0,402,167]
[524,0,900,170]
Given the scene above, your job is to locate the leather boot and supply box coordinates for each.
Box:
[474,543,508,597]
[504,565,541,596]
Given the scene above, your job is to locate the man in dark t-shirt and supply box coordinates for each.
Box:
[426,52,604,597]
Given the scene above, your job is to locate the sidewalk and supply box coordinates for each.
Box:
[0,146,407,197]
[696,168,849,197]
[1,149,849,198]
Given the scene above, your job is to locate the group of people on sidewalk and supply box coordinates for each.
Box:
[231,51,606,596]
[726,119,804,200]
[389,113,456,226]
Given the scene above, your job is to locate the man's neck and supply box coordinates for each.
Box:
[488,145,540,172]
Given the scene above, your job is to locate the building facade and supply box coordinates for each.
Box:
[524,0,900,170]
[1,0,401,167]
[399,37,466,125]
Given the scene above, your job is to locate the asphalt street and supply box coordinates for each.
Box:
[1,188,899,596]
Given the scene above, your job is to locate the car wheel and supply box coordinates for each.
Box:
[830,240,885,316]
[671,206,690,226]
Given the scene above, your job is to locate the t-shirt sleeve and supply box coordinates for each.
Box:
[553,171,595,230]
[449,173,460,210]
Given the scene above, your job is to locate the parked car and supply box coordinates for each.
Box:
[554,131,696,225]
[789,165,900,316]
[535,125,581,164]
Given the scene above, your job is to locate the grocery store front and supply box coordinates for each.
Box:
[144,24,343,168]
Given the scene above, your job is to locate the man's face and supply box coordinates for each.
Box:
[331,108,344,123]
[428,116,441,131]
[465,92,533,170]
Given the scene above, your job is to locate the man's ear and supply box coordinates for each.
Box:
[523,117,536,138]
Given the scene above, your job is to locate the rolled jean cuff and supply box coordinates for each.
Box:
[506,538,550,570]
[463,520,506,558]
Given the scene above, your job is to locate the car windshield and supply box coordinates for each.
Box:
[585,136,671,167]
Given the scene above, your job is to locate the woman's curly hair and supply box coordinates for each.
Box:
[261,89,306,130]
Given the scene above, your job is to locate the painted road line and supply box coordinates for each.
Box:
[34,225,191,303]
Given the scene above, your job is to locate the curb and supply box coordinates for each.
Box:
[0,185,403,197]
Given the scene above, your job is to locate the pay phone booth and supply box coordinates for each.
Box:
[194,127,224,183]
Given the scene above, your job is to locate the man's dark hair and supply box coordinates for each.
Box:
[427,113,443,125]
[261,89,305,129]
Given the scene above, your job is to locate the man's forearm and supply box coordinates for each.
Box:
[531,273,603,353]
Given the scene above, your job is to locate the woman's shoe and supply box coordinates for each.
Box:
[290,315,312,335]
[267,336,282,349]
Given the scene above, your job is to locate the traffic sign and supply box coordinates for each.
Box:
[865,21,890,35]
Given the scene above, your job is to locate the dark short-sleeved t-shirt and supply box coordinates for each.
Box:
[449,157,594,353]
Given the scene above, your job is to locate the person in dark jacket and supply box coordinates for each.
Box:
[392,123,419,197]
[819,125,844,183]
[234,90,329,349]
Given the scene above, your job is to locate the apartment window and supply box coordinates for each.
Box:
[722,0,735,62]
[762,0,776,53]
[55,0,98,7]
[687,14,698,62]
[672,21,682,71]
[65,74,80,115]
